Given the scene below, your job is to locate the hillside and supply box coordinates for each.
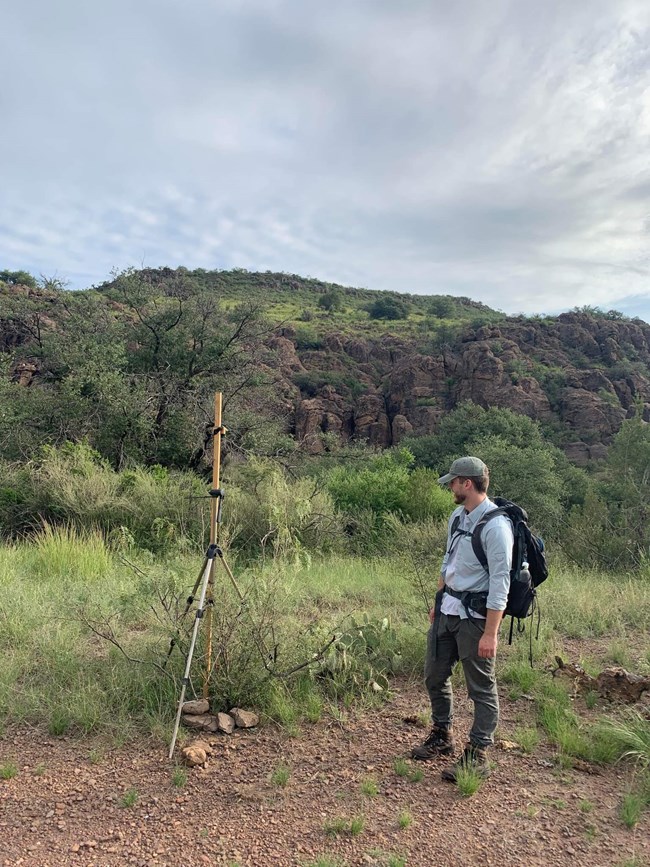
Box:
[1,267,649,467]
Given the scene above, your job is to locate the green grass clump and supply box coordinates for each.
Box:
[398,810,412,829]
[455,763,485,797]
[303,857,347,867]
[594,712,650,766]
[513,726,540,754]
[360,776,379,797]
[393,758,424,783]
[120,788,138,808]
[323,816,364,837]
[171,766,187,788]
[0,762,18,780]
[620,792,644,828]
[270,764,291,787]
[607,640,631,668]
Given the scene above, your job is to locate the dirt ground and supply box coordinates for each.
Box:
[1,677,648,867]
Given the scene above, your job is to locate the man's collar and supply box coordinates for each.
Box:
[464,498,492,527]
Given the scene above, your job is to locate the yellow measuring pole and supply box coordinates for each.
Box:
[203,392,223,698]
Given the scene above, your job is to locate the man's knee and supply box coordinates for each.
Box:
[425,660,454,692]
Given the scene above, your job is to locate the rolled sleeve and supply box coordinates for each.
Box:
[482,518,513,611]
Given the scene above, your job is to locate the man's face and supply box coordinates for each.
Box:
[448,476,468,504]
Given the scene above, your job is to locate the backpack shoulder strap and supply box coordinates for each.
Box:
[471,507,509,571]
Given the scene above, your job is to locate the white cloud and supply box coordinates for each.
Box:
[0,0,649,319]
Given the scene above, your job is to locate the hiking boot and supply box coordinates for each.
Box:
[441,743,491,782]
[411,726,455,760]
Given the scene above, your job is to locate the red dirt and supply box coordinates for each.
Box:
[1,678,648,867]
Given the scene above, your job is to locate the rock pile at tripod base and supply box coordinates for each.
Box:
[180,705,259,734]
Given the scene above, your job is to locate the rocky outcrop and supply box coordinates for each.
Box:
[2,278,649,461]
[289,314,650,456]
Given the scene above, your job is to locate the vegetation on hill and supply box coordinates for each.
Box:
[1,265,649,571]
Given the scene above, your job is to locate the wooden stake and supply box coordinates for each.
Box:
[203,392,223,698]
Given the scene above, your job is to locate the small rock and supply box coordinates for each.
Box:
[230,708,259,728]
[181,746,206,767]
[496,739,519,751]
[182,699,210,715]
[217,712,235,734]
[181,738,213,767]
[181,713,219,732]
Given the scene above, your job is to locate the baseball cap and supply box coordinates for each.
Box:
[437,456,488,485]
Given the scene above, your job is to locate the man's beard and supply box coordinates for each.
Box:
[453,491,466,504]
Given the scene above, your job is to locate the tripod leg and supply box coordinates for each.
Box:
[163,554,209,669]
[168,547,217,760]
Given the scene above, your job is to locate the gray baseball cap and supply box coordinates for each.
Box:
[437,456,488,485]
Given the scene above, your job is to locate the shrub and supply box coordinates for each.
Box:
[224,459,343,560]
[367,296,410,320]
[327,449,415,516]
[294,326,324,350]
[0,442,204,553]
[318,290,344,312]
[427,297,456,318]
[326,451,451,553]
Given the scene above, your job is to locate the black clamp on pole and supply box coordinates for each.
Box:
[209,488,224,523]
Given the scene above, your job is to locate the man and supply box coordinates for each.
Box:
[411,456,513,781]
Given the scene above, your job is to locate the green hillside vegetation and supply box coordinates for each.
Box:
[128,266,503,333]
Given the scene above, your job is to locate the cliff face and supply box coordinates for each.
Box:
[2,277,649,465]
[280,314,650,461]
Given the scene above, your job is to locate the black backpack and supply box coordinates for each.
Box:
[451,497,548,647]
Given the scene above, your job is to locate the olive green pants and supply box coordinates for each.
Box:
[424,613,499,749]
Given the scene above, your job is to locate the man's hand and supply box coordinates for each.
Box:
[479,609,503,658]
[478,632,498,658]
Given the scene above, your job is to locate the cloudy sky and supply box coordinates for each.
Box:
[2,0,649,319]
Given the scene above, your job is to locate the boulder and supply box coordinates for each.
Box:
[182,699,210,715]
[181,739,213,768]
[217,712,235,734]
[181,713,219,732]
[596,668,650,703]
[230,708,259,728]
[391,413,413,444]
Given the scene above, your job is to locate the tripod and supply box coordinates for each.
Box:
[168,393,229,760]
[167,392,274,760]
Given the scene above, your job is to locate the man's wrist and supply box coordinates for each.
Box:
[484,608,503,638]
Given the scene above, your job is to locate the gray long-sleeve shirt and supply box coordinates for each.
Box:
[440,498,513,616]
